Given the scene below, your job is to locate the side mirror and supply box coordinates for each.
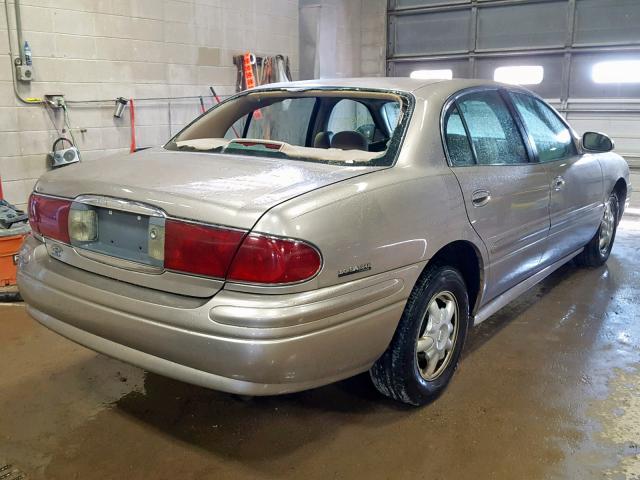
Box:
[582,132,614,153]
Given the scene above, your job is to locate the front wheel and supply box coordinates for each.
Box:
[576,192,619,268]
[370,264,469,406]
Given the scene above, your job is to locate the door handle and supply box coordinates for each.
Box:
[553,176,566,191]
[471,189,491,207]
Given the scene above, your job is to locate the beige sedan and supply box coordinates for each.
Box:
[18,78,631,406]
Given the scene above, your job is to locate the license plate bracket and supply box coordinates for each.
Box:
[72,206,164,267]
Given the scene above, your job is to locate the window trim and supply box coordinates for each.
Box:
[242,110,254,138]
[504,88,579,164]
[305,98,322,147]
[498,88,538,163]
[440,86,534,168]
[165,86,416,168]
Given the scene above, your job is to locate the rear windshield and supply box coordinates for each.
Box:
[164,89,413,167]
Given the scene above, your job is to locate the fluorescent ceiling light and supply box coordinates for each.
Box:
[592,60,640,84]
[494,66,544,85]
[410,69,453,80]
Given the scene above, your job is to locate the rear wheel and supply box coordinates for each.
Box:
[370,264,469,406]
[576,192,619,267]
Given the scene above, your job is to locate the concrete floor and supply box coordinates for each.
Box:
[2,211,640,479]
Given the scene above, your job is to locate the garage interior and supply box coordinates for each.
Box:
[1,0,639,479]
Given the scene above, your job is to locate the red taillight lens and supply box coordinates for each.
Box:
[227,234,322,284]
[26,194,322,285]
[164,219,246,278]
[28,193,71,243]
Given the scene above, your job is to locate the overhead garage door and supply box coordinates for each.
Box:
[387,0,640,168]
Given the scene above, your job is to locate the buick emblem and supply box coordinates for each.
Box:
[50,244,63,258]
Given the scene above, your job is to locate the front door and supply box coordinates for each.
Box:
[444,89,551,302]
[508,91,604,265]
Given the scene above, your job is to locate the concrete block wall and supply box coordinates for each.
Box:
[332,0,361,78]
[0,0,299,209]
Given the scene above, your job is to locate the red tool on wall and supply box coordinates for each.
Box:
[242,53,262,119]
[209,86,222,104]
[233,53,292,91]
[243,53,257,89]
[129,97,136,153]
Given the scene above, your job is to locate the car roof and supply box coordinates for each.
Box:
[253,77,510,95]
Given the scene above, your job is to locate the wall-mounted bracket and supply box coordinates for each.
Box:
[45,94,66,108]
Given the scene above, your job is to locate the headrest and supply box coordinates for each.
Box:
[330,131,368,151]
[313,131,332,149]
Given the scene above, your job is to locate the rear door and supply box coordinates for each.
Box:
[444,88,551,302]
[508,91,604,265]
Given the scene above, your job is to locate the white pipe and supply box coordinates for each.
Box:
[14,0,24,62]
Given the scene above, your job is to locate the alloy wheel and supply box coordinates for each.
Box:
[416,291,459,381]
[599,197,616,255]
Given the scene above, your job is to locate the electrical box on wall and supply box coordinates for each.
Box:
[15,64,33,82]
[15,41,34,82]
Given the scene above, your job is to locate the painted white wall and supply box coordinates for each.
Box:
[0,0,299,209]
[565,107,640,170]
[299,0,385,80]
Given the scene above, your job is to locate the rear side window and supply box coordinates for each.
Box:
[444,106,474,166]
[457,90,528,165]
[509,92,576,163]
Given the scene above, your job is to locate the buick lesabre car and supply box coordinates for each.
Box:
[18,78,631,406]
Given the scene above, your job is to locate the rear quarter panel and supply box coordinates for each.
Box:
[226,87,489,304]
[240,166,473,294]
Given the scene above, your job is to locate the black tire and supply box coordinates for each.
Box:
[575,192,619,268]
[370,263,470,406]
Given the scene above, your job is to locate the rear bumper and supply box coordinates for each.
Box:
[18,236,419,395]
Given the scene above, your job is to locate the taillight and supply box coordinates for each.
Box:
[164,219,246,278]
[163,221,321,284]
[27,193,322,285]
[28,193,71,243]
[227,234,322,284]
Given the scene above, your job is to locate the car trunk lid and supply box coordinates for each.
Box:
[37,148,374,229]
[34,148,378,297]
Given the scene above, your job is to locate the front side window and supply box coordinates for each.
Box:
[456,90,528,165]
[509,92,576,163]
